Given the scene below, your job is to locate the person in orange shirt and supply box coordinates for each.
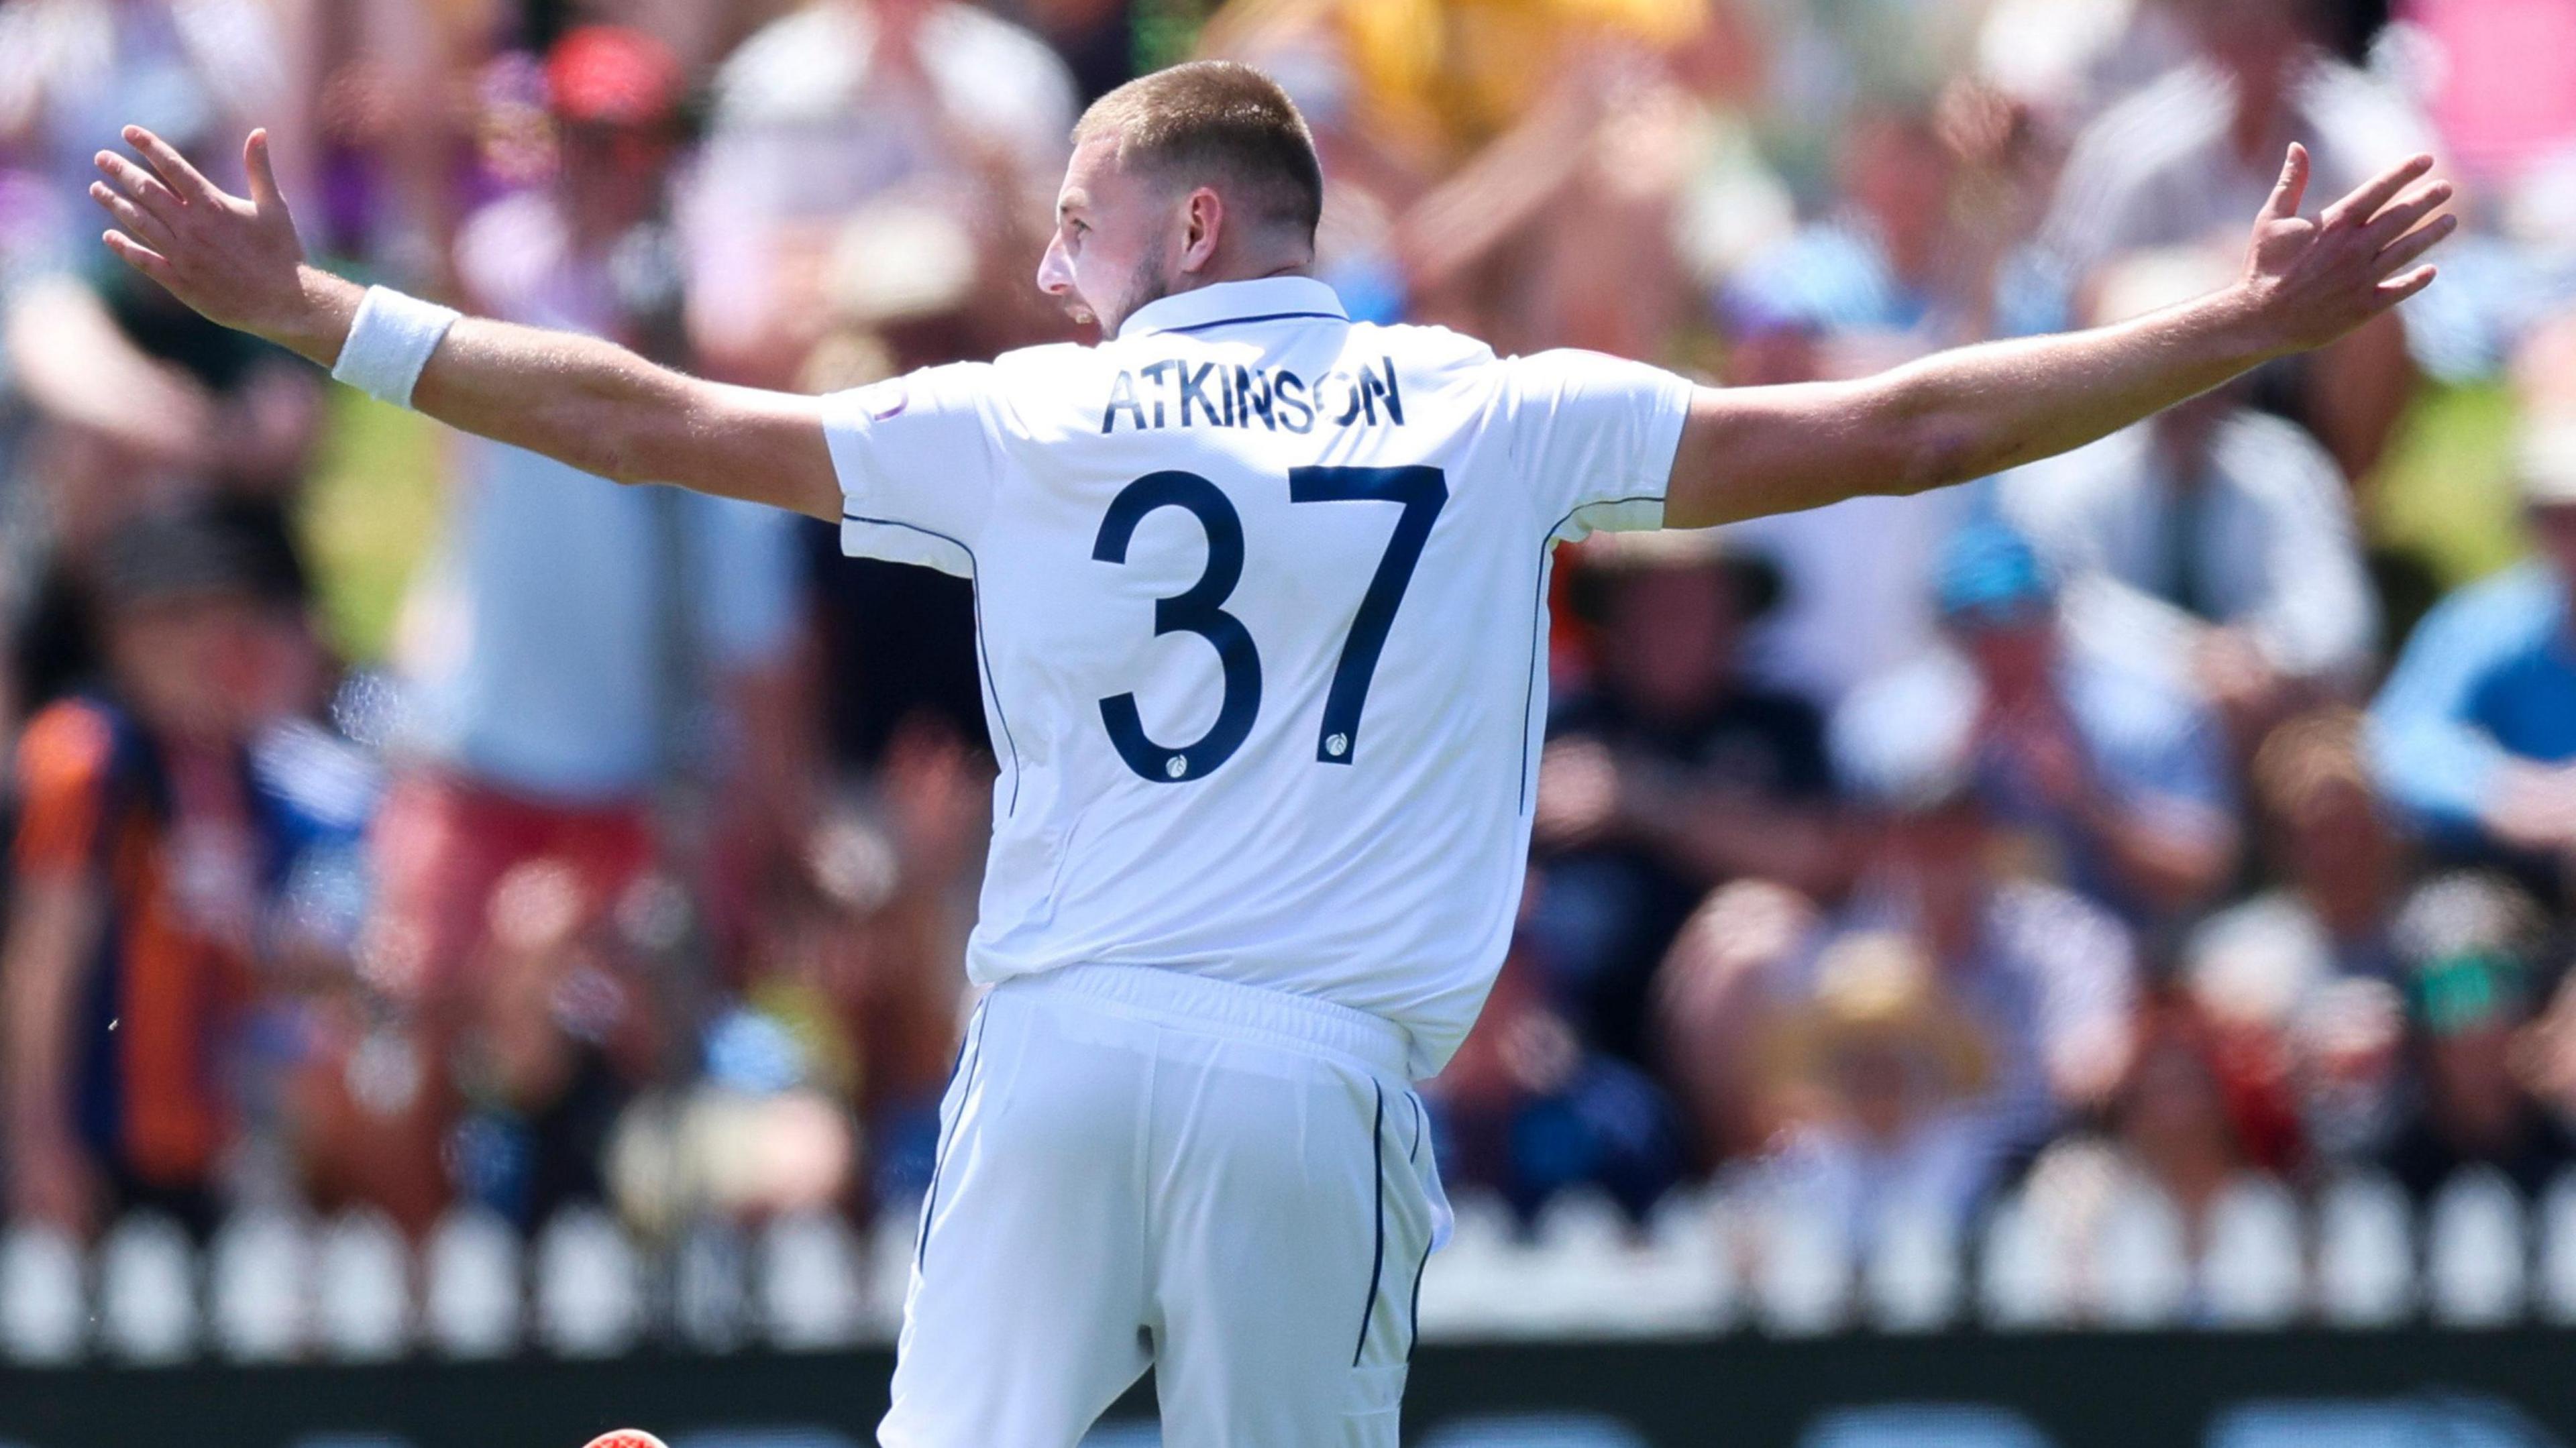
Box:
[3,510,284,1236]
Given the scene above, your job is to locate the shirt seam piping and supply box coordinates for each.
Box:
[842,511,1022,815]
[1136,310,1348,338]
[1521,494,1662,810]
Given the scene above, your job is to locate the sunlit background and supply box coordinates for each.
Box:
[4,0,2576,1443]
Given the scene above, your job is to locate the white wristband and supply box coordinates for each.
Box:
[331,286,461,408]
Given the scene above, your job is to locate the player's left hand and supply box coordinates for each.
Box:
[2235,144,2455,357]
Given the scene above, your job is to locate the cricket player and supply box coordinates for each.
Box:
[88,60,2451,1447]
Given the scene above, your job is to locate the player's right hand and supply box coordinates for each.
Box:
[91,127,316,347]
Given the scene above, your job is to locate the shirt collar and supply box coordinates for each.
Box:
[1115,276,1348,340]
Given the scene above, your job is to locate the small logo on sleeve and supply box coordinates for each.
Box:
[858,381,909,423]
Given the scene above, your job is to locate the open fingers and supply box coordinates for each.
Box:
[121,125,221,205]
[2362,180,2453,247]
[2375,264,2438,307]
[2258,144,2310,223]
[2375,212,2458,276]
[89,180,175,250]
[100,229,174,284]
[243,128,283,211]
[95,150,184,224]
[2321,152,2434,230]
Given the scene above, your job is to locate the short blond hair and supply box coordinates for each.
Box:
[1073,60,1323,238]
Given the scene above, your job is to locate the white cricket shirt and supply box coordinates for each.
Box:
[824,277,1693,1076]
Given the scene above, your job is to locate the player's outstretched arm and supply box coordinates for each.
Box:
[1663,145,2454,529]
[89,127,841,521]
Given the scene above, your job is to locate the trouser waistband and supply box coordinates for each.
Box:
[1001,964,1413,1080]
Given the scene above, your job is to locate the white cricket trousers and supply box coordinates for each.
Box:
[877,962,1450,1447]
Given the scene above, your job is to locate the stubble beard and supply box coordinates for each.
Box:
[1102,258,1178,337]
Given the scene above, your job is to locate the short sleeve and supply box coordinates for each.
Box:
[1499,350,1696,541]
[822,362,1008,576]
[11,702,113,881]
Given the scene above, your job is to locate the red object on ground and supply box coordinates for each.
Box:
[581,1433,669,1448]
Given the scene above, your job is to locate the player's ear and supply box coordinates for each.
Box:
[1181,186,1224,274]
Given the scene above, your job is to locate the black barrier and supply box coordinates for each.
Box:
[2,1332,2574,1447]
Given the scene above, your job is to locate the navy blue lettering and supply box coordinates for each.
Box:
[1236,366,1275,430]
[1331,371,1368,427]
[1102,371,1148,434]
[1289,466,1448,764]
[1277,371,1315,433]
[1138,361,1174,429]
[1179,362,1220,427]
[1092,472,1262,782]
[1359,370,1392,427]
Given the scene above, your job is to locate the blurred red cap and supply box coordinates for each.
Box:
[545,26,680,129]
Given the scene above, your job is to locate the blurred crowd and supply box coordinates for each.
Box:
[5,0,2576,1312]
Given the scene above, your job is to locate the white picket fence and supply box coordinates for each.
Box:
[9,1167,2576,1365]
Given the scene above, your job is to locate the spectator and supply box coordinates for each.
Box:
[1721,95,2057,709]
[2003,249,2379,741]
[2043,0,2430,283]
[1019,0,1141,103]
[2369,419,2576,881]
[731,718,989,1211]
[2179,710,2414,1169]
[0,0,321,691]
[1821,654,2143,1185]
[1429,935,1686,1225]
[1654,878,1822,1169]
[1202,0,1723,355]
[443,858,659,1230]
[1968,0,2196,135]
[2,510,292,1235]
[5,313,317,738]
[2019,1001,2300,1296]
[0,0,301,252]
[2190,710,2409,1001]
[367,27,806,1092]
[1531,528,1838,1064]
[1719,101,2049,376]
[679,0,1077,386]
[5,225,323,732]
[1745,930,2001,1256]
[2518,953,2576,1150]
[2,0,322,512]
[2039,0,2434,478]
[2283,972,2408,1166]
[682,0,1077,781]
[2125,1001,2302,1211]
[2375,873,2576,1201]
[0,0,2561,1305]
[1836,518,2239,933]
